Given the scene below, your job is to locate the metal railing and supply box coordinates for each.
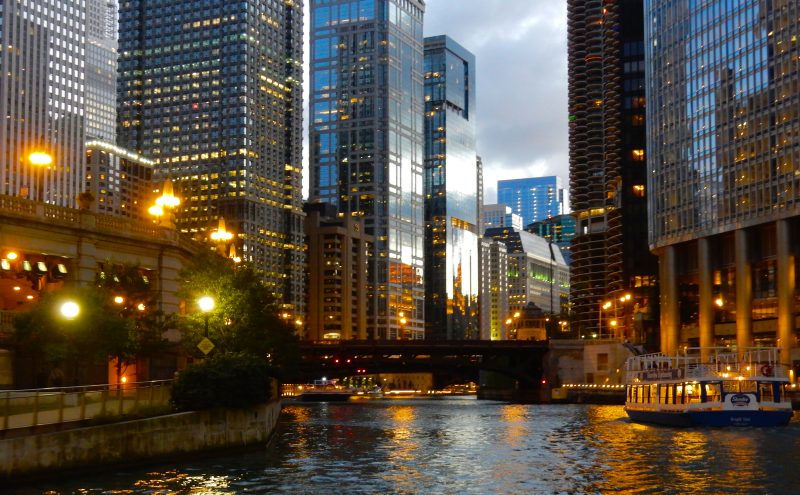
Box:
[0,380,172,431]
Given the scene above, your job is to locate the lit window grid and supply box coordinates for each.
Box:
[646,0,800,248]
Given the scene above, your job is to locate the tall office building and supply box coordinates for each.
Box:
[568,0,658,341]
[309,0,426,339]
[423,35,479,341]
[497,176,564,226]
[85,0,117,142]
[646,0,800,361]
[527,214,577,265]
[85,141,155,221]
[0,0,87,206]
[484,227,569,316]
[482,204,523,231]
[118,0,306,317]
[479,237,508,341]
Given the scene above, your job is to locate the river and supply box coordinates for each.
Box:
[18,398,800,494]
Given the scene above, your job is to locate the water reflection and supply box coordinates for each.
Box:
[21,401,800,495]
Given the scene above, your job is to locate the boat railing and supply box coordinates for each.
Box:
[626,361,788,383]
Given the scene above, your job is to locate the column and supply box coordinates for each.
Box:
[659,245,679,355]
[697,237,714,362]
[776,219,796,368]
[735,229,752,355]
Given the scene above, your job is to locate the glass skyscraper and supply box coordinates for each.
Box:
[646,0,800,360]
[85,0,117,142]
[118,0,306,318]
[497,176,564,227]
[309,0,426,340]
[423,35,479,341]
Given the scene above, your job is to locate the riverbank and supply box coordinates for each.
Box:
[0,400,281,483]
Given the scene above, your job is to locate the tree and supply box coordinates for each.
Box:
[177,250,299,378]
[94,262,171,383]
[13,287,136,386]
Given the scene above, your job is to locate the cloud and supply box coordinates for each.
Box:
[302,1,569,207]
[424,0,568,204]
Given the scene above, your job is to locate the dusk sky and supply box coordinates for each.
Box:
[303,0,569,208]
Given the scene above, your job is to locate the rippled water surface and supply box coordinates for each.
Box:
[21,399,800,494]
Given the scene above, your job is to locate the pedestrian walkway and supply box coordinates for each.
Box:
[1,380,171,432]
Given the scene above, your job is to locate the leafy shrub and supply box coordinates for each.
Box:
[171,353,273,411]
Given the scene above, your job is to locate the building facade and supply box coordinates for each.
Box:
[646,0,800,362]
[479,237,508,340]
[484,227,569,317]
[309,0,426,339]
[85,141,155,221]
[303,202,372,341]
[118,0,306,318]
[482,204,523,231]
[0,0,87,206]
[567,0,658,342]
[497,176,564,227]
[527,214,577,265]
[423,35,479,341]
[85,0,118,142]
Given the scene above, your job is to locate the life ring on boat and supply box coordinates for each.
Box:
[676,368,683,378]
[760,364,774,377]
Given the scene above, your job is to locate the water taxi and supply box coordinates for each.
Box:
[298,379,353,402]
[624,347,793,427]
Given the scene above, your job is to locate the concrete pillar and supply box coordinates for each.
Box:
[735,229,752,355]
[698,237,714,362]
[659,245,679,355]
[776,219,796,368]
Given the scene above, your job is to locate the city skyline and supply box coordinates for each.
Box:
[301,0,569,205]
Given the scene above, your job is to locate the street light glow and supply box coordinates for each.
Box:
[28,151,53,167]
[198,296,215,313]
[60,301,80,320]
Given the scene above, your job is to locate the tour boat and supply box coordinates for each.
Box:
[298,379,353,402]
[624,347,793,427]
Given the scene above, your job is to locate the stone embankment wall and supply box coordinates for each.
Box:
[0,400,281,480]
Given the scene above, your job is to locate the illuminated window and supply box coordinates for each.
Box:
[632,184,645,197]
[631,149,645,161]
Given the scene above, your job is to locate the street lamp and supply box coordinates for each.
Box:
[60,300,80,320]
[149,179,181,227]
[28,151,53,203]
[58,300,80,385]
[198,296,215,337]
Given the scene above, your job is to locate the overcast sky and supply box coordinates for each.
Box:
[302,1,569,207]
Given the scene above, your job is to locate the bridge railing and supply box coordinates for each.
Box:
[0,380,172,431]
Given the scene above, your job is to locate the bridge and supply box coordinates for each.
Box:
[297,340,550,391]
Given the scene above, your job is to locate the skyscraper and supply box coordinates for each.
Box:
[423,35,479,341]
[567,0,658,341]
[118,0,306,317]
[0,0,87,206]
[85,0,118,142]
[646,0,800,360]
[309,0,426,339]
[497,176,564,227]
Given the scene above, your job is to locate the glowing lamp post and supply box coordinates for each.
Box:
[60,300,80,320]
[28,151,53,202]
[198,296,215,338]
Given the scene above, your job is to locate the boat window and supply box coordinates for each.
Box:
[704,383,721,402]
[659,384,668,404]
[650,384,658,403]
[686,383,701,403]
[676,384,684,404]
[722,380,757,393]
[759,383,774,402]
